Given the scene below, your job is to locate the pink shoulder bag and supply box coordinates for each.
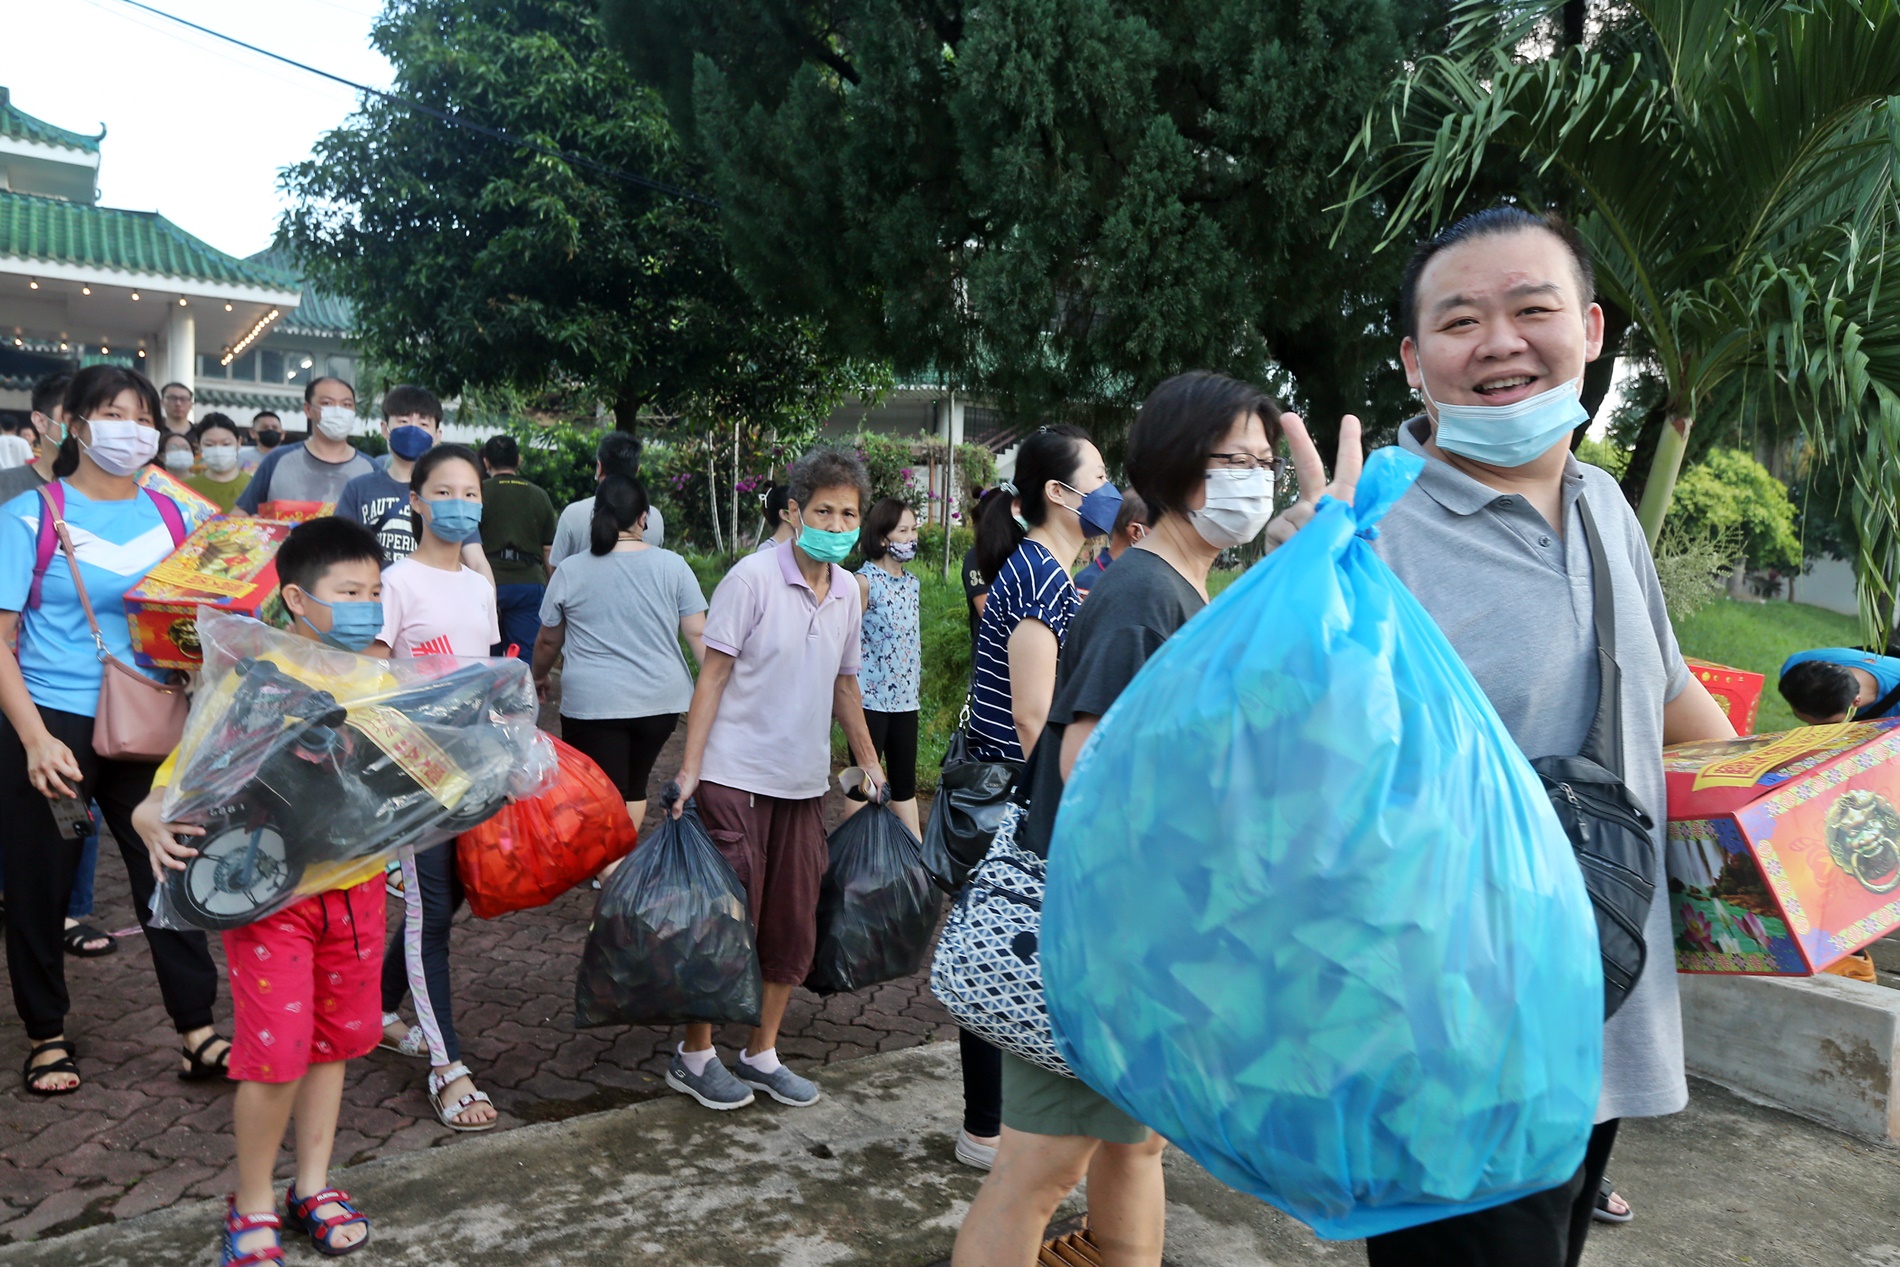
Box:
[36,487,188,761]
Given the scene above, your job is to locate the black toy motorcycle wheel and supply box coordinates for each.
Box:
[167,823,305,931]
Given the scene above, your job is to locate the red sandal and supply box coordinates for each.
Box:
[221,1197,285,1266]
[285,1183,371,1257]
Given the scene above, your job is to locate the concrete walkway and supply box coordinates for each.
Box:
[6,1041,1896,1267]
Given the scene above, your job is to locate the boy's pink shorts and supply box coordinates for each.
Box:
[222,879,387,1084]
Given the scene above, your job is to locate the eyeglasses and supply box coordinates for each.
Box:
[1207,452,1285,475]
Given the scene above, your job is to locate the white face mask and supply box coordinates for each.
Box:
[1189,468,1276,549]
[201,442,239,471]
[315,405,355,441]
[163,449,194,473]
[80,418,160,477]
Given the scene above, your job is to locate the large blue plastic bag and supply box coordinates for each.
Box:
[1043,446,1602,1240]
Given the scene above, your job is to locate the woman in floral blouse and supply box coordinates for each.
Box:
[854,498,923,835]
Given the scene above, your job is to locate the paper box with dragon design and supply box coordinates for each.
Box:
[124,517,291,669]
[1684,658,1765,736]
[1664,720,1900,974]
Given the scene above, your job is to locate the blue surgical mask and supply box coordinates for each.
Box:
[388,424,434,461]
[1423,375,1587,468]
[797,520,859,564]
[297,592,384,652]
[424,497,483,543]
[1059,481,1123,539]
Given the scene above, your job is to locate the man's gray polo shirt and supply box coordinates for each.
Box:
[1373,417,1691,1123]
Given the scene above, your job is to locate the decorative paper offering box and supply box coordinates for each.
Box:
[256,500,332,523]
[1684,658,1765,737]
[124,517,291,669]
[1664,720,1900,975]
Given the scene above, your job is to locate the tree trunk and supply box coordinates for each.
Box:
[1562,0,1587,48]
[1618,398,1671,509]
[612,380,647,437]
[1635,413,1694,548]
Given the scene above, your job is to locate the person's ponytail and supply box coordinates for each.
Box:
[51,433,79,479]
[971,485,1024,584]
[590,474,650,556]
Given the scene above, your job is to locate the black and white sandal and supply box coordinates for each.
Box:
[23,1039,80,1096]
[1593,1175,1633,1223]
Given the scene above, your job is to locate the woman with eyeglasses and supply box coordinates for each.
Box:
[953,371,1284,1267]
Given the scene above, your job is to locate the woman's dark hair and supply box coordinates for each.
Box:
[1127,372,1282,522]
[195,413,243,444]
[277,517,384,595]
[973,424,1092,583]
[408,442,482,535]
[1400,206,1595,341]
[56,365,163,479]
[590,474,650,556]
[760,484,790,539]
[859,497,912,563]
[1779,660,1861,720]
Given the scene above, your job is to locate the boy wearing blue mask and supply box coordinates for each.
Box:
[133,517,389,1264]
[334,387,492,583]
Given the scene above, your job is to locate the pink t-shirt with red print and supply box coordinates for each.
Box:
[377,557,500,658]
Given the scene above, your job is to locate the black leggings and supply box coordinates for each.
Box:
[1,706,219,1041]
[863,709,918,802]
[561,713,679,802]
[960,1027,1002,1138]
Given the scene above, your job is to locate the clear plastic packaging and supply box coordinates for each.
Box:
[149,609,554,931]
[1044,448,1603,1239]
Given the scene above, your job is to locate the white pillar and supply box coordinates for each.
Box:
[165,307,195,391]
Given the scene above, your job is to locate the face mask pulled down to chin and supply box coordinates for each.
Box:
[1422,374,1587,469]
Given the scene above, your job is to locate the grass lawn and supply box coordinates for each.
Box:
[1673,598,1864,735]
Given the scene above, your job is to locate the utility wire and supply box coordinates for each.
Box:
[107,0,720,208]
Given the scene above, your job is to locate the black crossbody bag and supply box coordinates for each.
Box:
[920,688,1022,895]
[1529,495,1657,1020]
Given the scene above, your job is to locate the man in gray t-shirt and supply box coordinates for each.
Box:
[1268,209,1734,1266]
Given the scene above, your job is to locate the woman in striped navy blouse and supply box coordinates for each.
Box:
[951,424,1119,1171]
[966,426,1118,764]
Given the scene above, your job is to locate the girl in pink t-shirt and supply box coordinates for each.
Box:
[370,445,502,1132]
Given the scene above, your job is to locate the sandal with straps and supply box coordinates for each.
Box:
[221,1196,285,1266]
[286,1183,370,1257]
[180,1033,232,1082]
[61,922,117,957]
[428,1061,497,1132]
[23,1039,80,1096]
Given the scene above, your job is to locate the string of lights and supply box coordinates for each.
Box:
[107,0,721,209]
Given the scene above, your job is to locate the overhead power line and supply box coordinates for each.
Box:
[107,0,720,208]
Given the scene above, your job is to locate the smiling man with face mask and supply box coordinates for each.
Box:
[233,378,374,516]
[1262,206,1737,1267]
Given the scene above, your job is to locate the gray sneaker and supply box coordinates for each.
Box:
[733,1058,820,1107]
[665,1052,755,1111]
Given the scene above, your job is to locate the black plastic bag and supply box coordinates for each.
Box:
[806,800,943,995]
[574,789,763,1028]
[920,727,1020,893]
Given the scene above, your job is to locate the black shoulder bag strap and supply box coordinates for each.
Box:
[1531,494,1658,1020]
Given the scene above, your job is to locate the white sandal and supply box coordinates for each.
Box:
[428,1062,497,1132]
[377,1014,428,1058]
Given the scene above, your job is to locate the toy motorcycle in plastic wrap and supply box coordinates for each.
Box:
[155,633,547,931]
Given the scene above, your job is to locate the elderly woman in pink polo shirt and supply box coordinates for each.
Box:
[668,446,886,1111]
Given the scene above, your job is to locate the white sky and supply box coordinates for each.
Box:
[2,0,392,259]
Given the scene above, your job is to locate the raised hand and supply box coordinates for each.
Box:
[1262,412,1364,555]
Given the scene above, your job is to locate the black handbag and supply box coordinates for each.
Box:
[921,696,1021,894]
[1530,495,1657,1021]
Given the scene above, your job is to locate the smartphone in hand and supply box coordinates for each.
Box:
[47,794,94,841]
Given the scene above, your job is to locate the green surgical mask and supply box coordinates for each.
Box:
[797,521,859,564]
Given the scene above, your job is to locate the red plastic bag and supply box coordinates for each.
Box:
[457,737,636,919]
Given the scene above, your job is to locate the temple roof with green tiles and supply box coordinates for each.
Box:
[0,87,103,154]
[0,190,298,291]
[247,243,354,336]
